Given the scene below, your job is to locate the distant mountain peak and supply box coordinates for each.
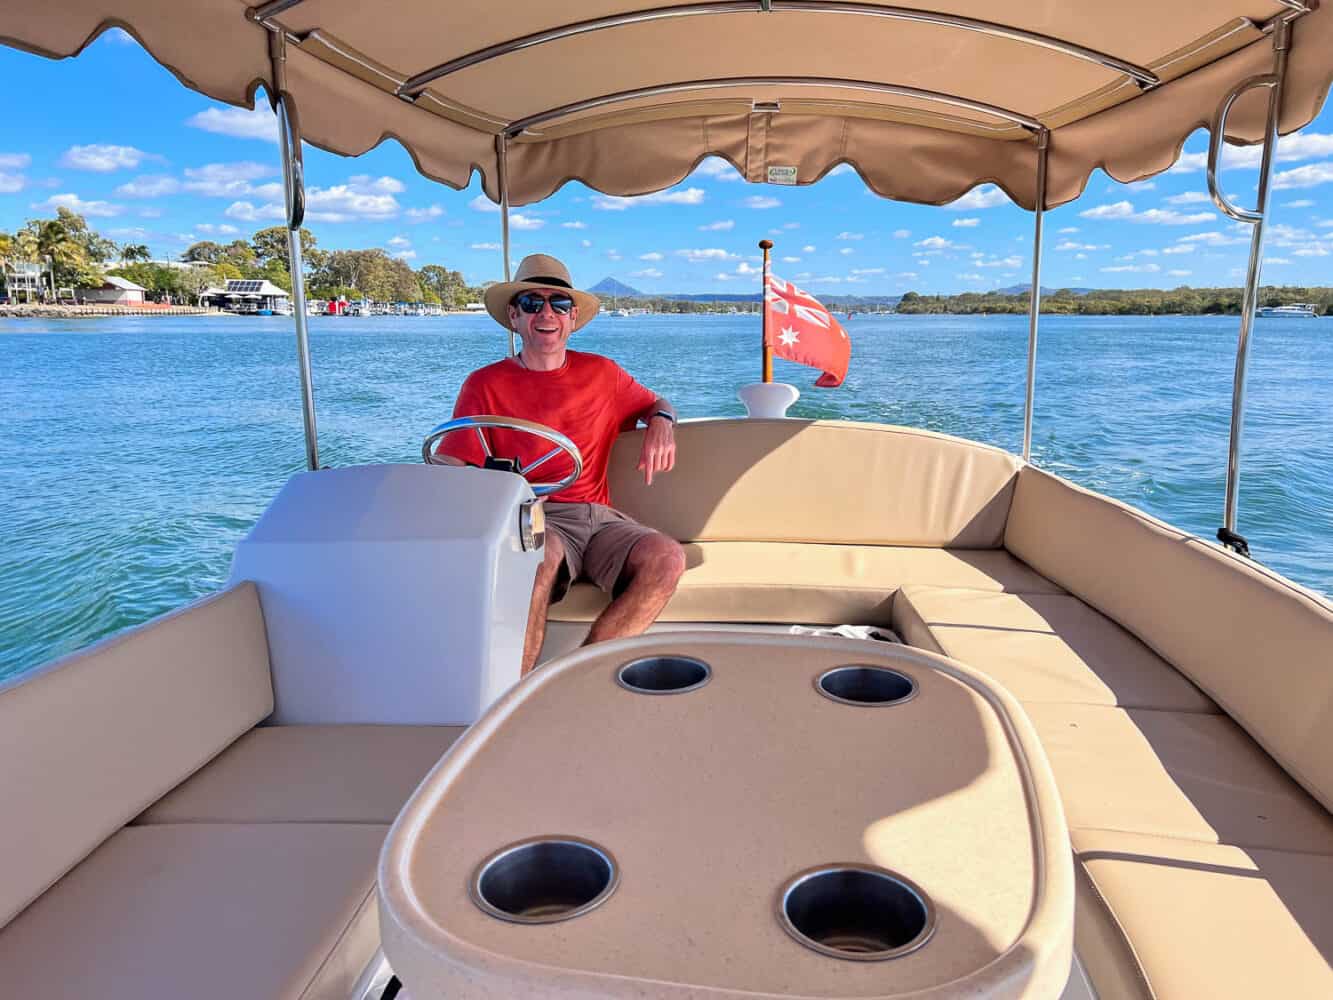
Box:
[588,277,643,298]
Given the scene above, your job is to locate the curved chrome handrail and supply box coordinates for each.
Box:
[505,76,1044,136]
[1206,73,1281,223]
[394,1,1157,97]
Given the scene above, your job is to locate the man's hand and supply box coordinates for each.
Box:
[433,452,467,467]
[637,416,676,485]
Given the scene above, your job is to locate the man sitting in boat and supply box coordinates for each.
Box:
[435,254,686,674]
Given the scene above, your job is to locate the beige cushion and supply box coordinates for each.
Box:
[1026,703,1333,853]
[893,588,1216,712]
[551,541,1061,623]
[1006,466,1333,811]
[0,584,273,927]
[0,823,384,1000]
[138,724,465,825]
[608,419,1020,547]
[1073,830,1333,1000]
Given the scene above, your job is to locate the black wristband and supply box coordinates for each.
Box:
[650,409,676,425]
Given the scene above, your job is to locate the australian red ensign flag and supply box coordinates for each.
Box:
[764,273,851,387]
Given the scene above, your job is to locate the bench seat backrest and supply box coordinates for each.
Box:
[609,419,1022,548]
[0,583,273,927]
[1006,466,1333,812]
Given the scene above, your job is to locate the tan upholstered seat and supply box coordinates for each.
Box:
[1072,830,1333,1000]
[551,541,1062,624]
[892,587,1216,712]
[0,823,386,1000]
[1025,703,1333,853]
[137,724,466,825]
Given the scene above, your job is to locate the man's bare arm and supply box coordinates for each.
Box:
[636,395,677,485]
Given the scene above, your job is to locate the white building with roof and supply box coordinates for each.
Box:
[199,278,292,314]
[81,275,147,305]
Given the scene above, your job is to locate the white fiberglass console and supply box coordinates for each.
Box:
[230,463,541,725]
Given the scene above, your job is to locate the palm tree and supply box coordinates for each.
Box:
[121,243,151,264]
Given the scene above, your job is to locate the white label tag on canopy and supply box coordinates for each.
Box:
[767,165,798,185]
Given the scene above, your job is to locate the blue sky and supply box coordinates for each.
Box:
[2,27,1331,295]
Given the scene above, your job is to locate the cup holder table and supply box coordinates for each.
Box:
[777,865,936,961]
[616,655,712,694]
[816,665,917,706]
[470,837,619,924]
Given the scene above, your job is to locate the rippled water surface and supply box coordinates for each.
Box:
[3,312,1331,679]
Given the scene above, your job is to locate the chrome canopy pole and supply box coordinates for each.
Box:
[497,134,516,356]
[1022,129,1049,463]
[270,30,320,471]
[1210,19,1291,554]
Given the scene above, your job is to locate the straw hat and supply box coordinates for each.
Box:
[483,253,600,331]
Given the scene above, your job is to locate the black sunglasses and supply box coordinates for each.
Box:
[514,291,575,315]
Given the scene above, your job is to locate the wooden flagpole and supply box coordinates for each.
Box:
[759,239,773,383]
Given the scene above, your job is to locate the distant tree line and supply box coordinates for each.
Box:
[0,210,488,308]
[896,287,1333,316]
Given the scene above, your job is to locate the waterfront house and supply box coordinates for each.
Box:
[198,278,292,314]
[80,275,146,305]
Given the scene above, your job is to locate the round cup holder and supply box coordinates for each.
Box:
[616,655,712,695]
[778,865,936,961]
[816,665,916,707]
[470,837,619,924]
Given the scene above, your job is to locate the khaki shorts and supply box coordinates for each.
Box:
[543,502,658,602]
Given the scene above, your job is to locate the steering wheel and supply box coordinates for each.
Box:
[422,415,584,497]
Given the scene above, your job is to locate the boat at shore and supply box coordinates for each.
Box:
[1258,303,1320,317]
[2,4,1331,1000]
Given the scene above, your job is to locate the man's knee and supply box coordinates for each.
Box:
[626,533,686,591]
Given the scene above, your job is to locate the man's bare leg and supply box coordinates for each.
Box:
[584,533,686,645]
[521,532,566,676]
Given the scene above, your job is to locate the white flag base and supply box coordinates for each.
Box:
[738,382,800,418]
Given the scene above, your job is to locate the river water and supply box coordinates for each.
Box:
[2,312,1331,679]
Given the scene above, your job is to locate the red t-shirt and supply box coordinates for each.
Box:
[437,350,657,504]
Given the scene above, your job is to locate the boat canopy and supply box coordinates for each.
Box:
[6,1,1331,209]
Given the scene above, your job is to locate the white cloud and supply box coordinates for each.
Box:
[59,144,152,172]
[1079,199,1213,224]
[839,247,854,255]
[836,231,864,240]
[851,267,885,275]
[1075,253,1087,260]
[630,268,663,279]
[783,221,800,229]
[393,249,417,260]
[223,200,282,222]
[1178,230,1244,246]
[115,174,180,198]
[561,220,587,229]
[744,195,781,209]
[957,273,986,281]
[699,219,734,231]
[1167,269,1192,277]
[952,217,980,228]
[896,271,919,279]
[802,244,816,252]
[470,242,501,250]
[692,158,742,182]
[138,207,163,218]
[469,194,500,213]
[735,261,761,275]
[1164,191,1212,205]
[1131,181,1157,191]
[182,161,273,198]
[639,251,664,261]
[0,172,26,194]
[386,236,411,249]
[826,164,856,177]
[914,236,953,250]
[1265,256,1290,265]
[34,193,122,217]
[0,153,31,169]
[1080,200,1135,219]
[102,27,137,45]
[1284,199,1315,208]
[592,187,706,210]
[676,248,734,263]
[945,184,1009,210]
[1273,163,1333,190]
[1292,246,1330,256]
[1100,262,1161,273]
[509,213,544,230]
[605,249,623,261]
[893,229,911,239]
[781,256,801,263]
[406,204,444,223]
[1057,226,1079,234]
[977,255,1022,268]
[1056,240,1106,251]
[1161,243,1195,254]
[580,238,593,248]
[186,105,278,143]
[194,223,239,236]
[302,177,401,222]
[1173,133,1333,173]
[107,227,149,240]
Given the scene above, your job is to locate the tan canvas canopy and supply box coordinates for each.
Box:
[5,1,1331,209]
